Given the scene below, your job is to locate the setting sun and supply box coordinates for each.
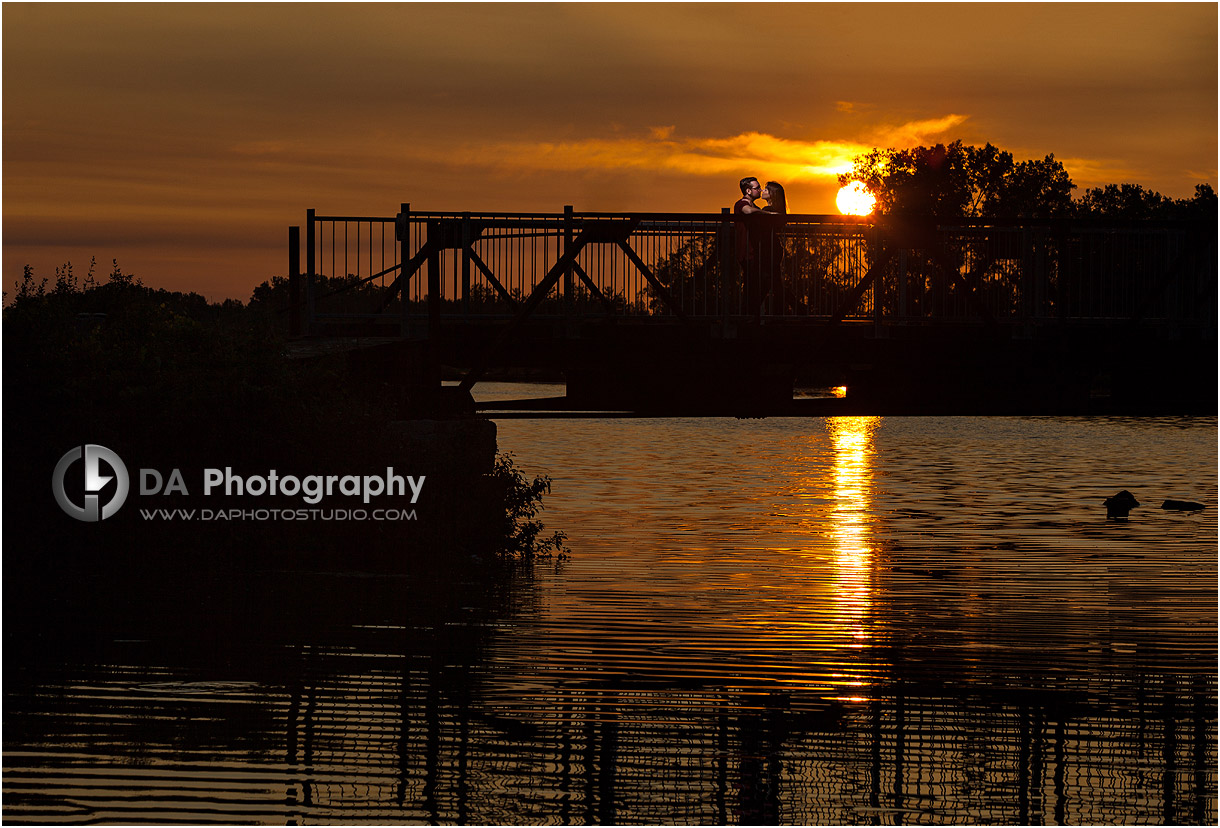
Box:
[836,181,877,216]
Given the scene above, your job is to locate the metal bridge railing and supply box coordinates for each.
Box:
[288,207,1216,336]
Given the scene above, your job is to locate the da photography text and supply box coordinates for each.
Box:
[52,444,425,523]
[142,467,426,505]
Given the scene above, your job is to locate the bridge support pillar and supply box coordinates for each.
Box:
[343,340,474,419]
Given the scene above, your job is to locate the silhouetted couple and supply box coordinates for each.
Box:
[734,176,787,317]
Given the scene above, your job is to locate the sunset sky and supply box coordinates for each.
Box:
[4,2,1217,300]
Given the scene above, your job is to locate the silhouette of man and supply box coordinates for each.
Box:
[735,177,764,314]
[736,177,763,216]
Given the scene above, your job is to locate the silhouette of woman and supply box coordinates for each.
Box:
[763,181,787,215]
[760,181,788,313]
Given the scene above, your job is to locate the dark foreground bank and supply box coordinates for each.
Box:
[3,275,570,663]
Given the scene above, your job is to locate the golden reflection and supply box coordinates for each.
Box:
[827,417,881,644]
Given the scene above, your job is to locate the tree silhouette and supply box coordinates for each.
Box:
[1075,182,1217,220]
[841,140,1215,223]
[838,141,1075,219]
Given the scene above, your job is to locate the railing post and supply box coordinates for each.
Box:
[461,212,472,317]
[932,222,946,318]
[398,202,410,337]
[873,222,883,326]
[305,209,316,336]
[427,220,441,337]
[288,225,301,337]
[563,205,575,317]
[1033,228,1045,319]
[1054,223,1068,321]
[898,247,908,320]
[1019,228,1032,321]
[720,207,734,325]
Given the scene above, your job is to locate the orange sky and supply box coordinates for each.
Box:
[3,2,1217,300]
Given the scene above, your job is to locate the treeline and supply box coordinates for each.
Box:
[839,140,1216,220]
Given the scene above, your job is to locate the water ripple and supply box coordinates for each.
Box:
[4,412,1215,824]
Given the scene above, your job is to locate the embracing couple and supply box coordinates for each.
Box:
[733,176,788,315]
[734,176,787,217]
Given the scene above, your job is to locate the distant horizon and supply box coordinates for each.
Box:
[4,2,1215,301]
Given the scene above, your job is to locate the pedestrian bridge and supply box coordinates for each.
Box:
[284,205,1216,415]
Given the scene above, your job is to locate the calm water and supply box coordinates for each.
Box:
[4,390,1216,824]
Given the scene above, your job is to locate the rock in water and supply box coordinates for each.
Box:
[1161,499,1205,512]
[1103,490,1140,519]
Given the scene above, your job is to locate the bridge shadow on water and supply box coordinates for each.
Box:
[3,551,1213,824]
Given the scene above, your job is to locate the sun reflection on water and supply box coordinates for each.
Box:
[827,416,880,644]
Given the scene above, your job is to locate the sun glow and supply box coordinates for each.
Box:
[836,181,877,216]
